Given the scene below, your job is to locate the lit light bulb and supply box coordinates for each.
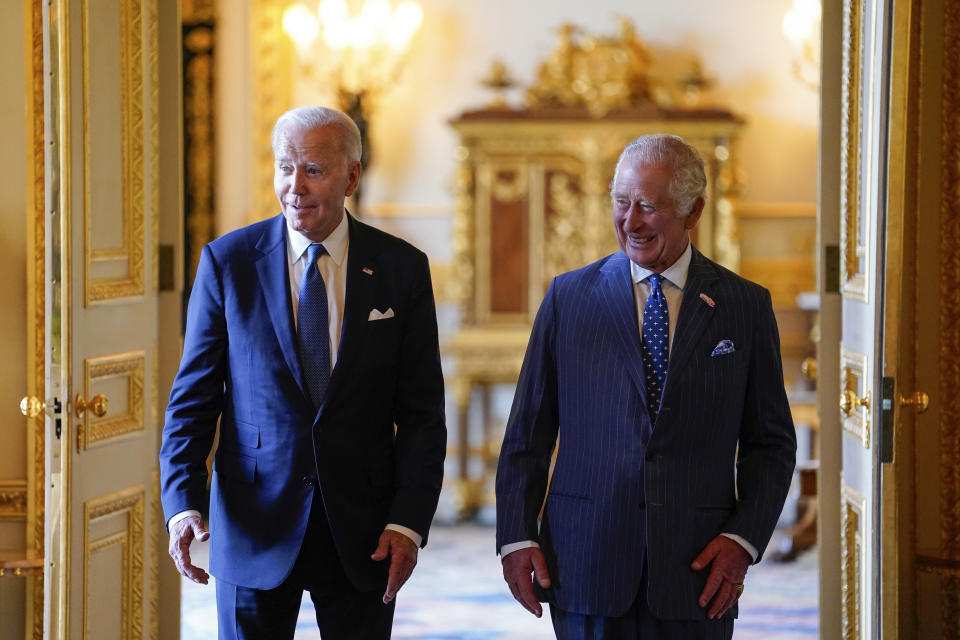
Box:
[384,1,422,51]
[283,4,320,49]
[318,0,347,27]
[362,0,393,33]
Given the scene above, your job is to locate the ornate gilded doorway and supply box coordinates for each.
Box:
[819,0,960,637]
[5,0,184,638]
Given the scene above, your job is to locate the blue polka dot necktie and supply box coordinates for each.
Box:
[298,243,330,408]
[642,273,669,421]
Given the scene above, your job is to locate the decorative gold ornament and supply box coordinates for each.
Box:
[525,18,653,117]
[480,59,518,109]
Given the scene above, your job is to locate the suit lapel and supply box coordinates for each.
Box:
[594,252,647,399]
[324,213,377,406]
[254,215,310,402]
[667,247,719,379]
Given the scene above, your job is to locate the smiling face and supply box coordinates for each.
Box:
[611,161,703,273]
[273,123,361,243]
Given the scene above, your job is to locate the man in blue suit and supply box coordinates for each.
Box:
[496,134,796,639]
[160,106,446,639]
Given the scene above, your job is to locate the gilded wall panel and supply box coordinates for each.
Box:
[83,487,145,640]
[0,480,27,519]
[82,0,146,305]
[80,351,146,449]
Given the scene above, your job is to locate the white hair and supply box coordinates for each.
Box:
[611,134,707,216]
[271,105,362,163]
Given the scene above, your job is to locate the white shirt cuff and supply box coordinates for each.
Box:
[500,540,540,558]
[386,523,422,547]
[168,509,202,531]
[721,533,759,562]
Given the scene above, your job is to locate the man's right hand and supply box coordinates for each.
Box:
[501,547,551,618]
[168,515,210,584]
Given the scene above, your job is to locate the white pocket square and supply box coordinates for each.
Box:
[368,308,395,321]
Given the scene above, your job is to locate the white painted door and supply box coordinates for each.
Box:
[835,0,893,637]
[42,0,168,637]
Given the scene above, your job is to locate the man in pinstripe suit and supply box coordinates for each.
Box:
[495,134,796,639]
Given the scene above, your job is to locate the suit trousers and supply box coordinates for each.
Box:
[216,489,395,640]
[549,571,733,640]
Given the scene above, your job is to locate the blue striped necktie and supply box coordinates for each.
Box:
[298,243,330,408]
[642,273,669,421]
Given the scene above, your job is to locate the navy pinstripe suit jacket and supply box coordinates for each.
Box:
[495,246,796,620]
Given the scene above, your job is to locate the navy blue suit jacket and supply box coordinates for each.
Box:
[160,213,446,591]
[495,247,796,619]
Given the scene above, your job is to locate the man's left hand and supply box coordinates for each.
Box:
[371,529,419,604]
[691,535,751,619]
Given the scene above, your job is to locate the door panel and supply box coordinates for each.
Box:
[44,0,168,637]
[836,0,892,637]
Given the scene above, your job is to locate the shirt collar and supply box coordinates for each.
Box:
[287,210,349,267]
[629,240,692,290]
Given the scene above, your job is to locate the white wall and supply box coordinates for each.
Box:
[216,0,820,252]
[361,0,820,206]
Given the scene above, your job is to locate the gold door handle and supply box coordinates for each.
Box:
[899,391,929,414]
[801,357,818,381]
[840,389,870,416]
[74,393,108,418]
[20,396,44,418]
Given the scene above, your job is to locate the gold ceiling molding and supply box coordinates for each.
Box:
[250,0,292,225]
[0,480,28,519]
[83,487,145,640]
[840,0,867,302]
[82,0,147,305]
[940,0,960,635]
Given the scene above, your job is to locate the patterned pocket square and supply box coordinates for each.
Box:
[368,308,395,321]
[711,340,735,356]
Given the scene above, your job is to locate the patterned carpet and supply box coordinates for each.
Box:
[181,524,817,639]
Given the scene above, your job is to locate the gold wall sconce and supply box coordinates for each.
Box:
[281,0,424,209]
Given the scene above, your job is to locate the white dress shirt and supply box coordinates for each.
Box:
[501,240,758,562]
[170,212,422,547]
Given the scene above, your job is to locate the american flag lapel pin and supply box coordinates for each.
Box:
[362,267,374,276]
[699,293,716,308]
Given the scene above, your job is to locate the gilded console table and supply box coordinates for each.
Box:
[447,106,744,515]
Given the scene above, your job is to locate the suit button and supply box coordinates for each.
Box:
[302,476,315,487]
